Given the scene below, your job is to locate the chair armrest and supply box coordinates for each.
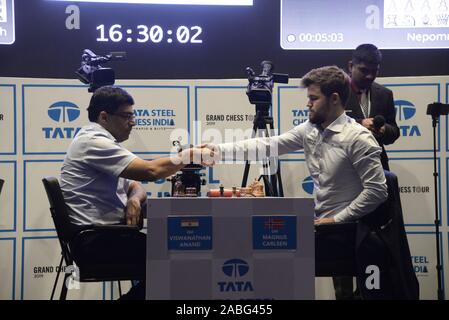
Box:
[90,224,140,232]
[72,224,141,243]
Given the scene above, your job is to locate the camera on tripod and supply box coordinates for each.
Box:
[76,49,126,92]
[241,61,289,197]
[246,61,289,106]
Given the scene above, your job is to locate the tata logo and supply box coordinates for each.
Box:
[42,101,82,139]
[48,101,80,123]
[302,176,314,195]
[222,259,249,278]
[394,100,421,137]
[217,259,254,292]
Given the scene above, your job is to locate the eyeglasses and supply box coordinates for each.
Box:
[109,112,135,121]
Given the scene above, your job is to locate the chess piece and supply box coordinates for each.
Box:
[250,179,265,197]
[173,179,184,197]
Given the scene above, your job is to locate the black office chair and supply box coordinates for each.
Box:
[42,177,145,300]
[315,171,419,299]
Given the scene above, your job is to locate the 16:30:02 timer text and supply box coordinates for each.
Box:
[96,24,203,44]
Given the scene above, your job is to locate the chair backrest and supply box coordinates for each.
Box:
[42,177,78,244]
[359,170,397,229]
[315,170,398,277]
[0,179,4,196]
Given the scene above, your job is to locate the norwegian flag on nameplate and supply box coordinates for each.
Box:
[264,217,285,231]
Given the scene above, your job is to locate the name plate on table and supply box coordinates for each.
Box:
[252,215,297,250]
[167,216,212,250]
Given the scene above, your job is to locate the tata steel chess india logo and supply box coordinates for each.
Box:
[218,259,254,292]
[42,101,82,139]
[302,176,314,195]
[394,100,421,137]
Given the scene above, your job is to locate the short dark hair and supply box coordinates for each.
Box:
[352,43,382,65]
[87,86,134,122]
[301,66,350,105]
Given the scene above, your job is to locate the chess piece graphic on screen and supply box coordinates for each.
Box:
[422,0,431,12]
[387,0,397,13]
[404,0,414,12]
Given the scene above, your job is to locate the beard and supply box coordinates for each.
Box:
[309,110,326,125]
[309,100,332,126]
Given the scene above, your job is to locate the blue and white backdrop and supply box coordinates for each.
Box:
[0,76,448,299]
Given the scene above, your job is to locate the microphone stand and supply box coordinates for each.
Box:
[427,103,445,300]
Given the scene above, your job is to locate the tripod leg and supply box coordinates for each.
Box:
[276,160,284,197]
[266,121,284,197]
[241,161,251,188]
[241,123,259,188]
[270,173,279,197]
[261,175,274,196]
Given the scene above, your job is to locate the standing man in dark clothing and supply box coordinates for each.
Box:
[346,43,400,171]
[335,44,401,299]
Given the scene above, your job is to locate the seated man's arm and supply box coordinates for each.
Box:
[120,147,214,182]
[333,131,388,222]
[125,181,147,226]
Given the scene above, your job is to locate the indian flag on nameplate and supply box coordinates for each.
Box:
[181,219,199,228]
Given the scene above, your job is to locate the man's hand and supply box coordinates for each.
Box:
[125,197,142,226]
[314,216,336,226]
[193,143,220,166]
[361,118,375,131]
[178,147,212,166]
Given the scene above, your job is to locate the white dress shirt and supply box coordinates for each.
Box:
[218,113,387,222]
[61,123,137,225]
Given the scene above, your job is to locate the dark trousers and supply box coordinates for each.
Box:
[71,230,146,299]
[316,226,393,300]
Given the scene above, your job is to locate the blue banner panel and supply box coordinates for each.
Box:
[167,216,212,250]
[252,215,297,250]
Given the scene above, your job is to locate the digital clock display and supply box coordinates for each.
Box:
[96,24,203,44]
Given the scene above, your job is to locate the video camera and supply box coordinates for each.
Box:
[426,102,449,118]
[76,49,126,92]
[246,61,289,106]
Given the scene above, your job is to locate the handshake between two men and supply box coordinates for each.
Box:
[179,142,336,227]
[178,143,220,168]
